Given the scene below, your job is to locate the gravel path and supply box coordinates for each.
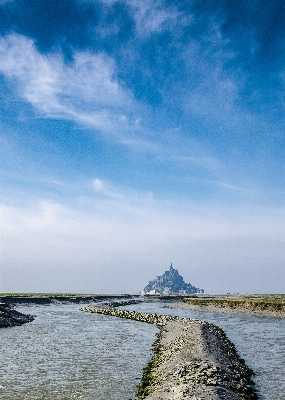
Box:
[81,305,257,399]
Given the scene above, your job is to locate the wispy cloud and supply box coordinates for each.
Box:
[126,0,189,36]
[0,34,136,136]
[93,178,124,199]
[0,34,222,177]
[210,181,253,194]
[99,0,189,37]
[92,178,154,213]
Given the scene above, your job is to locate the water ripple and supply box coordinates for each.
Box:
[0,304,157,400]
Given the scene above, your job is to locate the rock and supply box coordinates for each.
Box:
[0,303,35,328]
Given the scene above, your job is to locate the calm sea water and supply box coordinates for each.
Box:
[0,301,284,399]
[0,303,157,400]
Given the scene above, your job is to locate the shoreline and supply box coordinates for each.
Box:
[81,305,257,399]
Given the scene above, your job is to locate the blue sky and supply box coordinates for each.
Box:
[0,0,284,294]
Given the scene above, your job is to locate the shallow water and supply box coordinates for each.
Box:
[0,303,157,400]
[126,301,285,400]
[1,301,284,400]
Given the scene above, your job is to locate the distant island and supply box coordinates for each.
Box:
[141,263,204,295]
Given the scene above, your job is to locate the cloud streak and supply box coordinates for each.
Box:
[0,34,136,136]
[126,0,189,37]
[0,33,224,175]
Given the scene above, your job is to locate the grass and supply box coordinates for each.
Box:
[137,352,161,398]
[182,295,285,313]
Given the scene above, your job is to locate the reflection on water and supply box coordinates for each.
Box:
[0,303,157,400]
[0,301,284,400]
[127,301,285,400]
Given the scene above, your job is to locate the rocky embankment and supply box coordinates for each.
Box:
[105,299,141,307]
[81,305,257,399]
[0,303,35,328]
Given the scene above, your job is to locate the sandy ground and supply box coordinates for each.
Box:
[169,302,285,318]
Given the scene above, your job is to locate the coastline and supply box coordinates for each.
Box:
[170,299,285,318]
[81,305,257,399]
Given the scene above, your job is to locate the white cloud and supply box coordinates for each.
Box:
[93,178,123,198]
[99,0,188,36]
[209,181,260,196]
[0,34,135,135]
[126,0,190,37]
[91,178,154,213]
[0,34,226,171]
[1,178,285,293]
[179,20,261,134]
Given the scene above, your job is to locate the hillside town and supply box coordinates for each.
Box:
[141,263,204,295]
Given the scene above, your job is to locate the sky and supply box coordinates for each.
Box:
[0,0,284,294]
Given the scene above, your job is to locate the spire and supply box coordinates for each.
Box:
[142,262,204,294]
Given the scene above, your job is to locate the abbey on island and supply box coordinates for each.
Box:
[141,263,204,295]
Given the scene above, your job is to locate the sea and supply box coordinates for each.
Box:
[0,300,284,399]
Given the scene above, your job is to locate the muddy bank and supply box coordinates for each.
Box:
[0,303,35,328]
[0,294,137,306]
[81,305,257,399]
[171,298,285,318]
